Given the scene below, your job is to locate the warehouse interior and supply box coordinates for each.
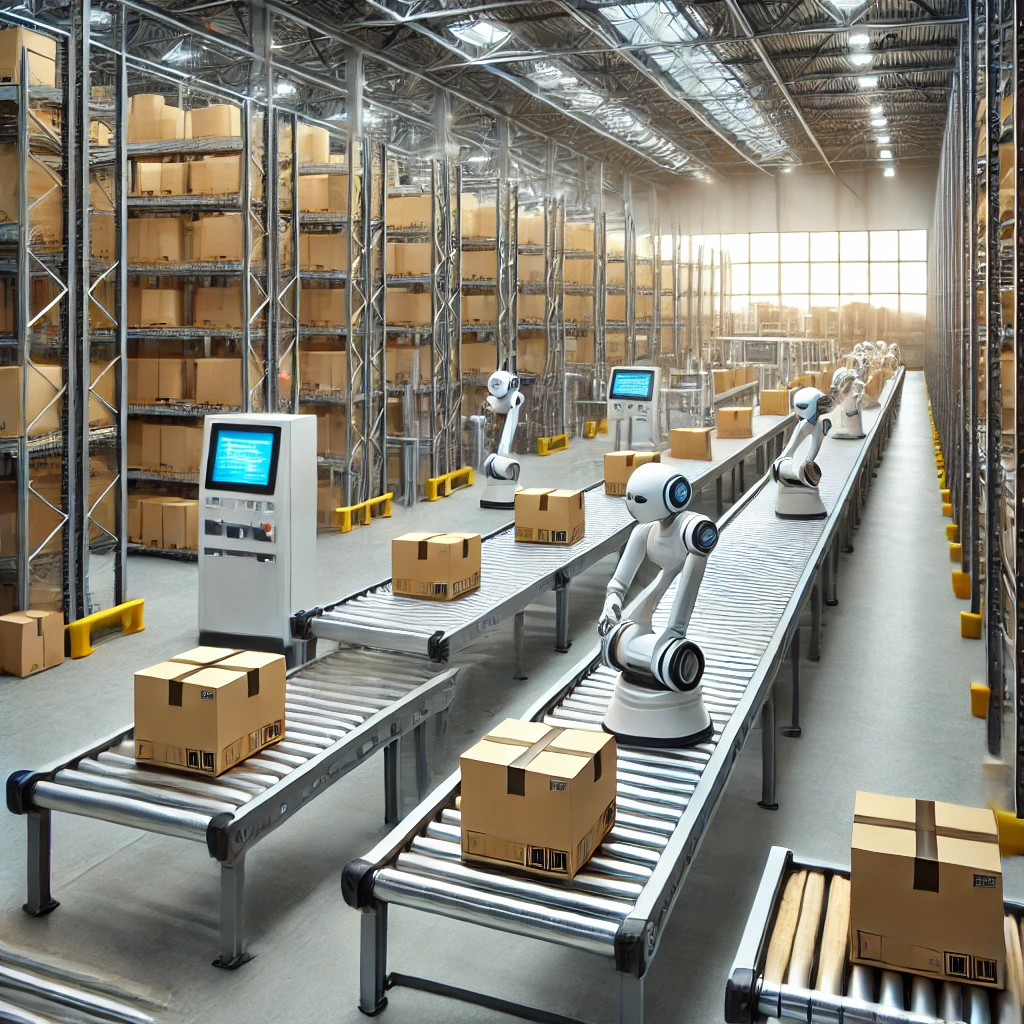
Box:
[0,0,1017,1022]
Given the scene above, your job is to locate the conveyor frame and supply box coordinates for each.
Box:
[6,648,459,969]
[341,372,904,1024]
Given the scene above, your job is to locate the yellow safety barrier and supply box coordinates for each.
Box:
[598,419,608,435]
[941,502,952,517]
[425,466,474,502]
[332,492,393,532]
[537,433,570,456]
[952,571,971,600]
[946,523,959,542]
[970,682,990,719]
[994,808,1024,856]
[582,421,598,439]
[66,598,145,659]
[949,542,962,563]
[940,488,951,502]
[961,611,982,639]
[939,471,947,489]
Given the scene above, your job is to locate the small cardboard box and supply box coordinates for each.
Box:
[194,286,242,329]
[0,27,57,86]
[188,155,241,195]
[134,648,286,776]
[850,792,1004,988]
[760,389,794,417]
[392,532,481,601]
[716,407,754,439]
[514,489,585,546]
[460,719,616,880]
[670,427,713,461]
[128,217,186,263]
[712,368,734,395]
[161,499,199,550]
[0,609,64,676]
[191,214,245,262]
[604,451,661,496]
[186,103,241,139]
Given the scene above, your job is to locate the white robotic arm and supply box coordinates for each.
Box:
[483,370,524,480]
[773,387,832,487]
[599,522,651,635]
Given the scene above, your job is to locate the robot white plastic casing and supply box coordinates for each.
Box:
[599,463,719,747]
[198,413,317,662]
[605,365,662,449]
[829,367,866,440]
[773,386,834,520]
[480,369,525,509]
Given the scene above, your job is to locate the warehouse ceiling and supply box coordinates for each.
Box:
[17,0,962,181]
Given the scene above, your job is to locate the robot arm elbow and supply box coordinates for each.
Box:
[682,515,719,555]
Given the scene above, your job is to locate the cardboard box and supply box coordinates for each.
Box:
[0,145,63,247]
[850,792,1004,988]
[160,424,203,473]
[517,292,545,322]
[392,532,482,601]
[0,364,62,438]
[127,495,144,542]
[300,349,347,391]
[518,213,544,246]
[460,719,616,880]
[669,428,714,461]
[386,289,431,325]
[0,609,64,676]
[392,242,431,277]
[760,389,794,417]
[514,489,585,546]
[195,358,243,407]
[161,499,199,550]
[132,161,162,196]
[140,422,161,469]
[297,123,329,164]
[463,294,496,324]
[460,341,496,376]
[186,103,241,139]
[317,478,343,527]
[140,497,170,547]
[128,286,184,328]
[712,368,734,395]
[128,95,185,143]
[127,420,143,468]
[300,232,348,271]
[134,648,286,776]
[191,214,244,262]
[194,286,242,329]
[387,194,431,228]
[188,155,241,195]
[0,27,56,86]
[300,287,346,327]
[716,407,754,439]
[385,344,429,385]
[604,450,661,496]
[297,174,349,213]
[518,338,547,375]
[463,250,497,280]
[128,217,186,263]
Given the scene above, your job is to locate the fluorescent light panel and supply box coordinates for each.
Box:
[449,20,510,46]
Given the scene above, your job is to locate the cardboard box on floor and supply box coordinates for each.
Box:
[0,26,57,86]
[514,489,585,546]
[0,609,64,677]
[716,407,754,439]
[0,364,62,438]
[669,428,713,461]
[134,647,286,776]
[460,719,616,880]
[850,792,1005,988]
[760,389,794,417]
[392,532,482,601]
[604,451,661,496]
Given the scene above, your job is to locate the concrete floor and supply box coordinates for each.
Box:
[0,371,1006,1023]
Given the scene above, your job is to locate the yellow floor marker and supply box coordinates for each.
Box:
[971,682,990,719]
[946,523,959,542]
[961,611,982,639]
[952,571,971,599]
[949,542,962,562]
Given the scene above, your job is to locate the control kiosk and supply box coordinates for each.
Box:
[606,365,661,449]
[199,414,316,662]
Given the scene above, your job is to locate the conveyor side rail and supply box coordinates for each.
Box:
[341,372,904,1024]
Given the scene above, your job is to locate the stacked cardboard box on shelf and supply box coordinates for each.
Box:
[386,344,430,384]
[195,358,247,407]
[193,286,242,329]
[0,27,57,87]
[128,357,187,404]
[128,286,184,328]
[133,161,188,196]
[185,103,242,139]
[130,423,203,473]
[300,232,348,271]
[300,287,346,327]
[386,289,431,325]
[128,94,185,144]
[386,195,431,228]
[463,294,496,324]
[312,407,347,456]
[297,174,349,213]
[0,146,63,247]
[0,364,62,437]
[191,214,248,262]
[299,349,347,392]
[280,122,330,164]
[128,217,187,263]
[187,155,241,195]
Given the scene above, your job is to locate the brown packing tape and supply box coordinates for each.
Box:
[482,725,606,765]
[854,800,998,845]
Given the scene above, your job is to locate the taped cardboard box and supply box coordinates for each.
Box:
[185,103,241,139]
[0,27,57,86]
[669,428,713,462]
[604,451,661,496]
[194,286,242,329]
[0,609,64,677]
[128,286,184,328]
[392,532,481,601]
[850,792,1004,988]
[191,213,246,262]
[760,389,794,417]
[128,217,186,263]
[460,719,616,880]
[0,364,62,437]
[134,648,286,776]
[716,407,754,439]
[514,489,585,546]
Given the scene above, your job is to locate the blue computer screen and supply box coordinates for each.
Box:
[210,429,277,490]
[609,369,655,401]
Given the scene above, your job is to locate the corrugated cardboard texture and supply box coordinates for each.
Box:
[716,407,754,439]
[514,489,585,546]
[461,719,616,879]
[760,389,794,417]
[0,27,57,86]
[604,451,661,495]
[669,428,714,461]
[392,532,481,601]
[188,155,241,195]
[0,609,63,676]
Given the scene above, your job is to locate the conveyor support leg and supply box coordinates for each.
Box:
[755,445,764,476]
[384,737,402,824]
[809,581,822,662]
[555,576,571,653]
[514,611,527,679]
[213,858,249,969]
[359,903,389,1016]
[842,505,854,554]
[414,723,429,802]
[739,458,745,494]
[715,477,723,517]
[759,691,778,810]
[24,809,58,917]
[618,973,645,1024]
[827,539,839,606]
[783,626,801,739]
[730,467,736,503]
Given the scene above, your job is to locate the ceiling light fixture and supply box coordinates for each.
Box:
[528,62,563,88]
[781,166,793,173]
[850,53,873,66]
[850,32,870,46]
[879,148,892,159]
[877,134,891,144]
[884,167,895,177]
[871,116,888,127]
[468,154,489,163]
[858,75,879,88]
[450,20,510,46]
[869,104,884,115]
[274,80,296,97]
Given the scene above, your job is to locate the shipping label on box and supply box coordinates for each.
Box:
[716,407,754,439]
[604,451,661,496]
[514,489,585,546]
[760,389,794,417]
[392,532,481,601]
[460,719,616,879]
[850,792,1005,988]
[669,428,714,462]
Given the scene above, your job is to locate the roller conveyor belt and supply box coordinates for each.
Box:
[306,412,796,662]
[726,848,1023,1024]
[7,647,459,968]
[342,372,904,1024]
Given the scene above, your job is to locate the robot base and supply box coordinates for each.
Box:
[775,483,827,521]
[602,675,714,748]
[479,479,521,509]
[830,430,865,440]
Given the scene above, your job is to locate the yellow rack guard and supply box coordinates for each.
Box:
[331,492,394,532]
[426,466,474,501]
[537,433,569,456]
[66,598,145,659]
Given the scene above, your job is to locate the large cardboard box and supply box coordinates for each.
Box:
[297,123,329,164]
[140,422,161,469]
[140,496,172,547]
[0,364,62,437]
[387,194,431,228]
[517,292,545,322]
[460,719,616,880]
[195,358,243,407]
[134,648,286,776]
[128,286,184,328]
[301,232,348,271]
[463,294,496,324]
[760,389,794,417]
[161,499,199,550]
[669,428,713,461]
[712,368,734,395]
[392,532,482,601]
[850,792,1004,988]
[128,217,186,263]
[0,145,63,247]
[604,450,661,496]
[518,338,547,375]
[188,155,241,195]
[301,287,346,327]
[194,286,242,329]
[128,95,185,143]
[460,341,496,376]
[0,27,57,86]
[514,489,585,546]
[386,289,430,325]
[0,609,64,677]
[160,424,203,473]
[297,174,349,213]
[716,407,754,439]
[385,344,429,385]
[186,103,241,139]
[133,161,188,196]
[191,214,244,262]
[300,349,347,391]
[393,242,431,277]
[463,250,497,280]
